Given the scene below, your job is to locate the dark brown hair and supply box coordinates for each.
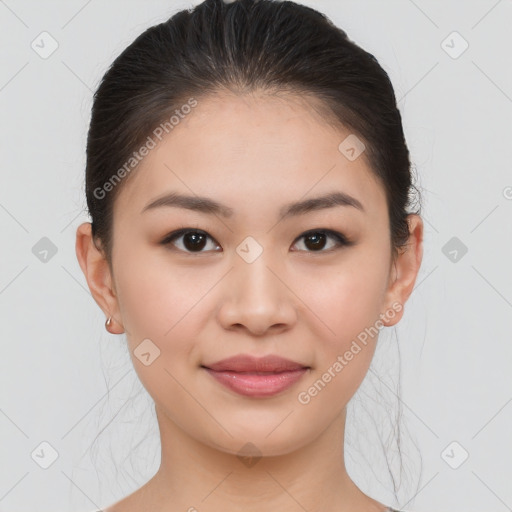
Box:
[84,0,421,266]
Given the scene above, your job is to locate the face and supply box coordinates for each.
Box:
[79,91,420,458]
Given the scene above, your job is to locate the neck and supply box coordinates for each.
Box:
[127,406,386,512]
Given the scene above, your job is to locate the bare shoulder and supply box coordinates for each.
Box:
[97,494,142,512]
[97,480,156,512]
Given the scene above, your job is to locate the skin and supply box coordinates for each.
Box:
[76,90,423,512]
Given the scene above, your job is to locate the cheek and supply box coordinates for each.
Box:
[295,260,388,413]
[113,246,216,351]
[112,249,212,407]
[297,253,389,345]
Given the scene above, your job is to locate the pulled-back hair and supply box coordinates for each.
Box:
[85,0,420,265]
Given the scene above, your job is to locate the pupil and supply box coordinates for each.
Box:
[305,233,325,251]
[184,232,206,251]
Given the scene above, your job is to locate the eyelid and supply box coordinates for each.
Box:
[295,228,352,246]
[161,227,220,248]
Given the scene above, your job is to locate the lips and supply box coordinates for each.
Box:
[203,354,309,373]
[201,354,310,398]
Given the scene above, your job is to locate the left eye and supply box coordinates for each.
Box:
[291,229,351,252]
[161,228,351,254]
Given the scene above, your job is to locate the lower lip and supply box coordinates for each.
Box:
[203,368,309,397]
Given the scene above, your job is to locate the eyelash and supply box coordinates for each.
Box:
[160,227,354,254]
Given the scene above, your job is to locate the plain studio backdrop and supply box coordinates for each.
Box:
[1,1,511,511]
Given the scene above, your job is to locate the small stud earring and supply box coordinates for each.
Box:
[105,316,113,331]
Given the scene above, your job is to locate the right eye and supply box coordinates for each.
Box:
[160,228,221,254]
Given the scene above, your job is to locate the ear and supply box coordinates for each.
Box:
[75,222,124,334]
[381,214,424,326]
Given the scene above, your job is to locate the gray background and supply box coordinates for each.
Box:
[1,1,511,511]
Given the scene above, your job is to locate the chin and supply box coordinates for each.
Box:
[204,423,314,459]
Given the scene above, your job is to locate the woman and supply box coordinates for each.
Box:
[76,0,423,510]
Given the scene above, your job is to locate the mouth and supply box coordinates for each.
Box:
[201,354,310,398]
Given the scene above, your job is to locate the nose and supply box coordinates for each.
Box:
[216,250,298,337]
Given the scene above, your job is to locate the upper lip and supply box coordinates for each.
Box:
[203,354,309,373]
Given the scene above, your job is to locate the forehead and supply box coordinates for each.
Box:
[114,91,387,222]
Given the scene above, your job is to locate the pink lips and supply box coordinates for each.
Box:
[202,354,310,398]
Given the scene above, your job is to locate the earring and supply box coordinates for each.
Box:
[105,315,125,334]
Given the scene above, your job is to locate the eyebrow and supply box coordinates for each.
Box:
[141,190,364,219]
